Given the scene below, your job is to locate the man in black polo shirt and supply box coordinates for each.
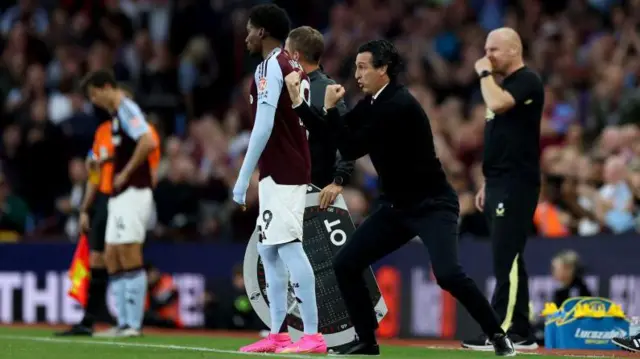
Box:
[462,28,544,351]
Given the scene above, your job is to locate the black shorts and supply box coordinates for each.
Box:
[88,192,109,252]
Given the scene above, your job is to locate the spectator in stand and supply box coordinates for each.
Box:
[0,0,49,37]
[564,155,601,236]
[1,0,640,240]
[57,157,87,238]
[153,154,200,240]
[202,263,263,331]
[143,262,183,329]
[0,172,30,240]
[534,177,572,238]
[593,156,635,234]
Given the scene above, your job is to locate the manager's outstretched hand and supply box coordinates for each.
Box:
[284,71,302,107]
[325,84,345,109]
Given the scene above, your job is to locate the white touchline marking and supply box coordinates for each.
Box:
[0,335,316,359]
[0,335,618,358]
[424,346,616,358]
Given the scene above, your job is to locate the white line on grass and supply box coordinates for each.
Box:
[0,335,318,359]
[1,335,617,359]
[423,345,617,359]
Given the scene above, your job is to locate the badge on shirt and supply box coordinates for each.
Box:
[258,77,267,93]
[130,116,142,128]
[496,202,505,217]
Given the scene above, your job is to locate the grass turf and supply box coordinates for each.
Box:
[0,326,616,359]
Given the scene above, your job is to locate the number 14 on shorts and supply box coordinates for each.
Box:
[257,210,273,243]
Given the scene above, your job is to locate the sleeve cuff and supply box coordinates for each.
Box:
[326,107,341,126]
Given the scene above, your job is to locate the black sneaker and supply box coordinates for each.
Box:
[508,333,539,350]
[492,333,516,357]
[612,334,640,353]
[54,324,93,336]
[461,334,492,351]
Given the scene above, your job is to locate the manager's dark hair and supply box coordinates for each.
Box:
[357,39,403,81]
[249,4,291,43]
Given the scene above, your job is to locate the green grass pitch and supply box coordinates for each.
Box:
[0,326,625,358]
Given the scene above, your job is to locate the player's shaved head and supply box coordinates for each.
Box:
[484,27,524,75]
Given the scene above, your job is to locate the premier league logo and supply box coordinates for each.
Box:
[244,184,387,349]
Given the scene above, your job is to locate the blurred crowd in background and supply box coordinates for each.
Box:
[1,0,640,242]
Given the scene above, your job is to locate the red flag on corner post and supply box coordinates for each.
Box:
[68,233,90,307]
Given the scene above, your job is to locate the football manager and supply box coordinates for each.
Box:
[462,27,544,352]
[284,39,515,357]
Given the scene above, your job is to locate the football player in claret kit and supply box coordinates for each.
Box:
[81,70,157,337]
[232,4,327,355]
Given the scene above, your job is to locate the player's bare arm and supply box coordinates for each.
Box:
[478,80,516,114]
[476,65,516,114]
[121,132,156,175]
[112,102,157,191]
[114,132,156,190]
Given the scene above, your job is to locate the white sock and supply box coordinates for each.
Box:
[257,242,289,334]
[278,241,318,335]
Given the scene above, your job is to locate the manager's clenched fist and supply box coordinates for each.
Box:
[324,84,346,110]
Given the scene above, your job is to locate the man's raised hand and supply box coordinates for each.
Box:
[285,71,303,107]
[324,84,346,110]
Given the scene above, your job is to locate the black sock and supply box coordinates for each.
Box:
[81,268,108,327]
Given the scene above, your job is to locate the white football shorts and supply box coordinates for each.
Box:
[257,176,307,245]
[105,187,153,245]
